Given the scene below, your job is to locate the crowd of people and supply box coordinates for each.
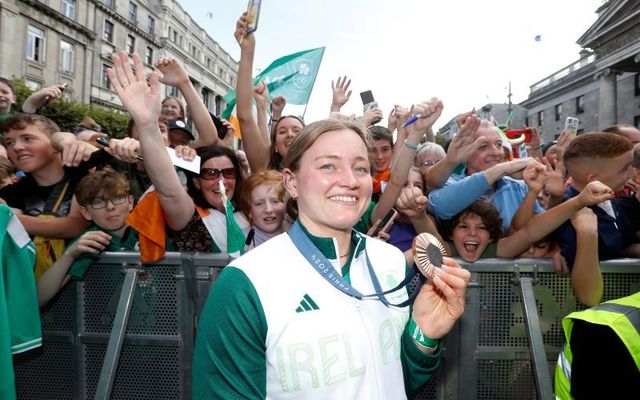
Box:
[2,11,639,400]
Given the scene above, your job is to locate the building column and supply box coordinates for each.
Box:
[596,68,618,129]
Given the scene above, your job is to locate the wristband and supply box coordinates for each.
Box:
[409,319,439,350]
[526,144,541,151]
[404,140,418,151]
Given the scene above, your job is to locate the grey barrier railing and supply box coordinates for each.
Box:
[13,254,640,400]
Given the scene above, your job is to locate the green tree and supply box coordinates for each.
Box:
[11,77,130,138]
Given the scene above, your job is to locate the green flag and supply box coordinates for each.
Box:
[222,47,325,119]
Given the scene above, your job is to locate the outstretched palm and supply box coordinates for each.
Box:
[108,51,161,128]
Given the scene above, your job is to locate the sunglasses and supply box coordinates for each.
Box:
[200,167,237,180]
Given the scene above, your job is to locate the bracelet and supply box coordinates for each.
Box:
[526,144,541,151]
[408,319,440,351]
[404,140,418,151]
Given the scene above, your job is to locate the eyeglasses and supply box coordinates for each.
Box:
[200,167,237,180]
[89,195,128,209]
[416,160,438,168]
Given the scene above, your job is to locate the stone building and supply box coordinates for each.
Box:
[521,0,640,143]
[0,0,237,115]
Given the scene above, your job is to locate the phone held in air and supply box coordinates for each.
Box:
[564,117,579,138]
[360,90,382,124]
[246,0,262,33]
[372,208,399,237]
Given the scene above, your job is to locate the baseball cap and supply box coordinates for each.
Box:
[168,118,195,140]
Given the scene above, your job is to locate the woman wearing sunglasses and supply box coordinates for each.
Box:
[106,51,249,256]
[169,144,250,253]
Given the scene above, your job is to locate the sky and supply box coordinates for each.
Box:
[180,0,605,130]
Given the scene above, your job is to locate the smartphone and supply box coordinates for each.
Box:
[372,209,398,236]
[564,117,579,138]
[360,90,382,124]
[246,0,262,33]
[210,113,229,140]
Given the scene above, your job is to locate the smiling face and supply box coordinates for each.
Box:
[451,212,492,262]
[370,138,393,173]
[0,81,16,114]
[285,128,372,237]
[194,155,237,212]
[2,125,59,174]
[274,117,303,158]
[161,98,183,120]
[249,183,285,234]
[467,125,503,174]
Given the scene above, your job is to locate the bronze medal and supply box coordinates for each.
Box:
[412,233,448,279]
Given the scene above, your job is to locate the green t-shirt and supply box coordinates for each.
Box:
[68,226,139,279]
[0,205,41,400]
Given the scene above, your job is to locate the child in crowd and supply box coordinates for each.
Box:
[155,58,219,148]
[437,179,612,267]
[369,126,394,200]
[0,77,16,122]
[37,167,138,306]
[239,170,286,251]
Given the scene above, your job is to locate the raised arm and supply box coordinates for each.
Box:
[21,83,67,113]
[424,114,482,189]
[235,13,270,173]
[372,98,443,224]
[108,51,194,230]
[497,180,614,258]
[330,76,352,113]
[508,159,546,233]
[155,58,218,148]
[253,81,271,141]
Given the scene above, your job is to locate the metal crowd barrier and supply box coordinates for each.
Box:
[13,254,640,400]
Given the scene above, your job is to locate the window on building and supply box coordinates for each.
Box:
[166,85,178,97]
[538,110,544,126]
[635,115,640,130]
[525,117,529,127]
[128,2,137,23]
[206,57,211,68]
[104,20,114,42]
[635,74,640,97]
[101,64,111,89]
[126,35,135,54]
[102,0,114,8]
[201,87,210,108]
[172,30,178,42]
[145,46,153,65]
[59,40,74,73]
[62,0,75,19]
[215,95,222,116]
[26,25,45,62]
[576,95,585,114]
[555,104,562,121]
[25,80,42,91]
[147,16,155,35]
[192,45,197,58]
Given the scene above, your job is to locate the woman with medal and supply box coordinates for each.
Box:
[106,37,470,400]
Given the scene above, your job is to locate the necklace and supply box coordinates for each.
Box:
[340,252,350,258]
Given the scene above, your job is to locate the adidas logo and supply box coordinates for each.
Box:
[295,294,319,313]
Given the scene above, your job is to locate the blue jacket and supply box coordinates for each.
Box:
[551,186,635,270]
[428,170,543,231]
